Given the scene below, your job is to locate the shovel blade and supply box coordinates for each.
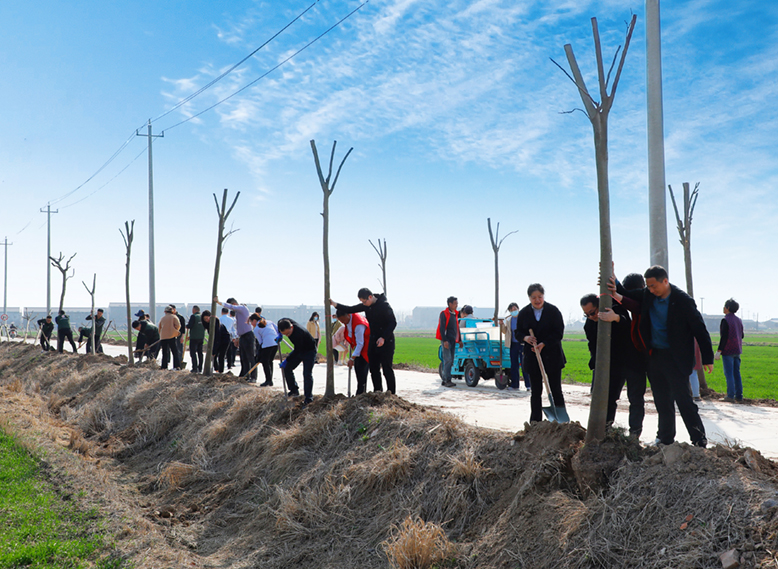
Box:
[543,405,570,423]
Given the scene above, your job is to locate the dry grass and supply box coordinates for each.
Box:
[382,516,455,569]
[1,342,778,569]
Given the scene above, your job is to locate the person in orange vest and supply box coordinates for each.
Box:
[437,296,463,388]
[336,306,371,395]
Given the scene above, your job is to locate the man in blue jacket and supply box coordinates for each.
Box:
[616,265,713,447]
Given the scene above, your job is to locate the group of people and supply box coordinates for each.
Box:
[437,264,745,448]
[37,309,106,354]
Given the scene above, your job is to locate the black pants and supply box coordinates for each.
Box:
[258,345,278,384]
[368,338,396,394]
[213,341,228,373]
[238,332,256,379]
[189,339,203,372]
[226,342,237,368]
[649,349,706,445]
[161,338,181,370]
[40,333,52,351]
[284,349,316,401]
[525,348,564,423]
[624,364,647,436]
[353,355,370,395]
[57,329,77,353]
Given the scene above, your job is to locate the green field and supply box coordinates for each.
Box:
[389,333,778,400]
[0,431,123,568]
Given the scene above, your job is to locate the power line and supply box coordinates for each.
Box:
[152,0,321,125]
[163,0,371,133]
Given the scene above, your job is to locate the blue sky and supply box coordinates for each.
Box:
[1,0,776,324]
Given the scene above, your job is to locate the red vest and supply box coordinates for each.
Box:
[436,309,460,341]
[344,313,370,362]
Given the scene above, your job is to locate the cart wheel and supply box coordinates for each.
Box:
[464,361,480,387]
[438,361,446,381]
[495,371,509,390]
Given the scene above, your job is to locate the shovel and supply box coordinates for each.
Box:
[347,347,353,397]
[529,329,569,423]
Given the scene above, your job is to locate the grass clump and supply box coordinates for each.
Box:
[383,515,455,569]
[0,429,116,568]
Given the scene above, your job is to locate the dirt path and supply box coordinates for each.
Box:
[94,340,778,459]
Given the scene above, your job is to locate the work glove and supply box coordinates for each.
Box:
[275,333,283,344]
[279,359,286,369]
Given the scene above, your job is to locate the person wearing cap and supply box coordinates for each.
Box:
[215,296,256,380]
[55,310,78,353]
[158,305,182,370]
[187,305,205,374]
[37,315,54,352]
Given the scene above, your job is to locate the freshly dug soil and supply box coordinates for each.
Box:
[1,342,777,568]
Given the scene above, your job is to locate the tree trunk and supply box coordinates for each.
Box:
[122,221,135,366]
[203,189,240,377]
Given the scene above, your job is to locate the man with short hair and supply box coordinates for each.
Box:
[85,308,106,353]
[132,318,161,362]
[187,305,205,373]
[580,293,641,432]
[37,315,54,352]
[170,305,187,366]
[202,310,231,373]
[614,265,713,447]
[55,310,78,353]
[278,318,316,404]
[437,296,462,388]
[251,313,279,387]
[331,287,398,394]
[216,297,256,380]
[158,305,182,370]
[336,306,370,394]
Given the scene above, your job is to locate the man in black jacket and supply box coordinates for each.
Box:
[37,315,54,351]
[331,288,398,394]
[85,308,106,353]
[616,265,713,447]
[581,293,643,434]
[278,318,316,404]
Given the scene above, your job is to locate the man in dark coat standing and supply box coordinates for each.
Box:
[278,318,317,405]
[615,265,713,447]
[331,288,398,394]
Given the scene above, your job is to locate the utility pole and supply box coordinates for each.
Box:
[646,0,669,270]
[2,237,12,316]
[136,119,163,322]
[700,297,704,315]
[39,203,59,315]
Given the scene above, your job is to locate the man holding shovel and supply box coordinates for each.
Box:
[515,283,567,423]
[277,318,316,405]
[336,307,370,395]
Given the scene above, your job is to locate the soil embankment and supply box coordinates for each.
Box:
[1,343,777,568]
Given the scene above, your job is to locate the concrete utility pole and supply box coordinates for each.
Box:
[39,203,59,315]
[646,0,669,270]
[136,119,163,322]
[2,237,11,316]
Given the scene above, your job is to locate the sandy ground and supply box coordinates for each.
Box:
[42,339,778,459]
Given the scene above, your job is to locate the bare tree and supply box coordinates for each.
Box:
[668,182,707,390]
[82,274,97,355]
[369,238,388,296]
[553,14,637,443]
[311,139,353,398]
[120,220,135,366]
[487,218,518,325]
[50,252,76,315]
[203,189,240,377]
[22,310,36,340]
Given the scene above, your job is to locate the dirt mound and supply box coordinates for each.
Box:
[1,342,777,568]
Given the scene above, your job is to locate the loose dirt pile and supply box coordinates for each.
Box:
[1,342,777,568]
